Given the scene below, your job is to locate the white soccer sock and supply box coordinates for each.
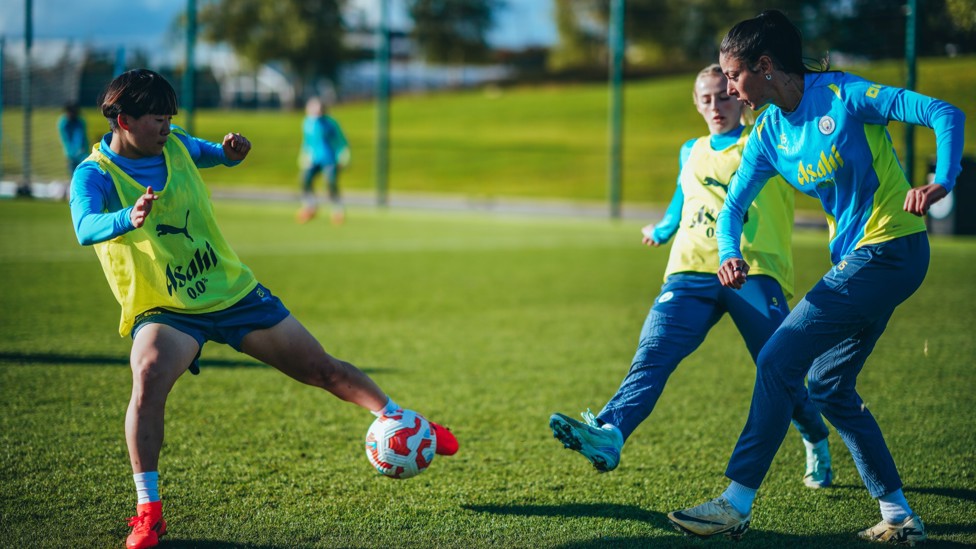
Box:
[879,489,912,523]
[722,481,756,517]
[370,398,400,418]
[133,471,160,505]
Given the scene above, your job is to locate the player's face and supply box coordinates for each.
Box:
[694,73,743,135]
[116,113,172,159]
[720,53,769,111]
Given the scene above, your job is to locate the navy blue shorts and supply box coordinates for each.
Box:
[131,283,291,374]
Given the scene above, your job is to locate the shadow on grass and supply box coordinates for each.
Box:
[0,351,262,368]
[908,485,976,504]
[464,502,668,525]
[158,541,282,549]
[0,351,389,374]
[464,503,976,548]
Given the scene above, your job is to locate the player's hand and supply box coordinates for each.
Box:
[718,257,749,289]
[641,224,660,247]
[130,186,158,229]
[223,132,251,162]
[904,183,948,216]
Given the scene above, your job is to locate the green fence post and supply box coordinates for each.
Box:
[1,36,5,183]
[903,0,918,184]
[375,0,391,207]
[18,0,32,197]
[607,0,624,219]
[183,0,197,135]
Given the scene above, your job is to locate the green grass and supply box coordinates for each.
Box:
[5,55,975,206]
[1,199,975,547]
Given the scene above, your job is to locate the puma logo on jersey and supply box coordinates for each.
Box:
[703,177,729,193]
[156,210,194,242]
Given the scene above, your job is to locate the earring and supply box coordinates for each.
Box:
[765,74,772,81]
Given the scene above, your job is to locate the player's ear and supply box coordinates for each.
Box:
[116,114,130,131]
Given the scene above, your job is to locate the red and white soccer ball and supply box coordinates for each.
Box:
[364,409,436,479]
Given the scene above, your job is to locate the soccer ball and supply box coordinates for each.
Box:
[364,409,436,479]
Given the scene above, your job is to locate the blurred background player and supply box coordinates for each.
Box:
[550,64,832,488]
[668,10,965,545]
[297,96,350,224]
[69,69,457,549]
[57,101,89,199]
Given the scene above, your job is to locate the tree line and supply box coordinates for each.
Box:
[196,0,976,92]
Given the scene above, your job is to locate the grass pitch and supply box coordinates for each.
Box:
[1,199,975,548]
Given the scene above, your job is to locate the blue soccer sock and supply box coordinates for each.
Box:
[722,481,756,516]
[133,471,160,505]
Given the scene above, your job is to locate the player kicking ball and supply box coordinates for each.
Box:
[69,69,458,549]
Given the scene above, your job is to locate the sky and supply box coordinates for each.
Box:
[0,0,557,60]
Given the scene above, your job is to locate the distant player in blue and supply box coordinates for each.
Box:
[297,97,349,224]
[668,11,966,545]
[57,101,88,198]
[550,64,832,488]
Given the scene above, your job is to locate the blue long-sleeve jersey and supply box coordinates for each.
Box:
[69,128,239,246]
[718,71,965,265]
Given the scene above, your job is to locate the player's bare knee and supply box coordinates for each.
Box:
[129,353,174,395]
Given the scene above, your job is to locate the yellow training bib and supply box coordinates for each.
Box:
[666,131,796,299]
[90,130,257,336]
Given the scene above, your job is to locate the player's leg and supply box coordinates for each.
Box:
[724,275,832,488]
[670,234,930,539]
[297,164,321,223]
[241,314,459,455]
[242,314,389,410]
[550,273,721,472]
[326,165,345,224]
[127,323,199,470]
[803,234,929,543]
[669,294,845,539]
[722,233,930,492]
[599,273,722,438]
[125,323,199,549]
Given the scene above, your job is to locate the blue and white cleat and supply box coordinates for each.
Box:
[803,437,833,488]
[667,497,752,540]
[549,409,623,472]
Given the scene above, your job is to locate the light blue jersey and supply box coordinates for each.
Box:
[301,115,347,167]
[719,71,965,265]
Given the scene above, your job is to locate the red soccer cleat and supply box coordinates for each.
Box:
[126,501,167,549]
[430,422,459,456]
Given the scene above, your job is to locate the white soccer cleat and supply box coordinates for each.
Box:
[858,515,927,546]
[667,497,752,540]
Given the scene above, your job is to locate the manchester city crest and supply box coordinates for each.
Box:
[818,115,836,135]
